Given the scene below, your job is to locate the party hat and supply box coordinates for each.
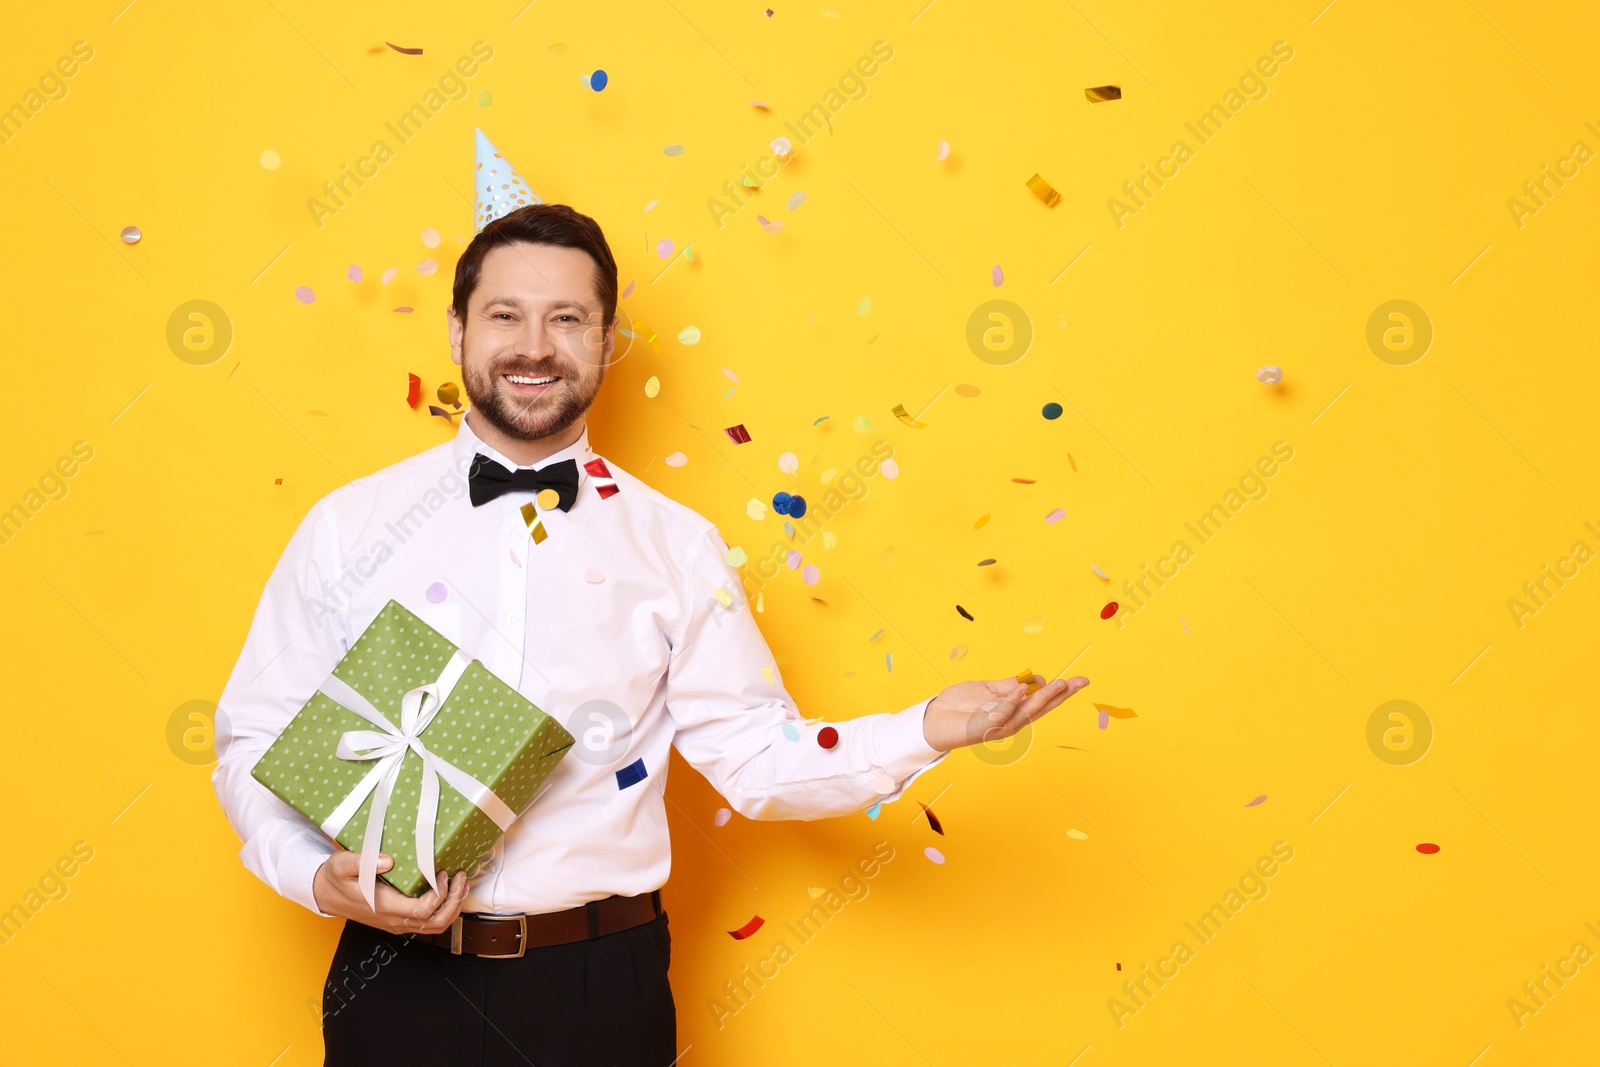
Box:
[474,128,542,233]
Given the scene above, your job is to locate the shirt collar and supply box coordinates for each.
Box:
[453,409,594,476]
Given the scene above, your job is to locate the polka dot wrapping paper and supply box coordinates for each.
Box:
[250,599,574,897]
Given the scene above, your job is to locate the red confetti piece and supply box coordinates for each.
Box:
[584,457,620,499]
[1100,601,1119,619]
[1116,962,1122,970]
[407,373,421,408]
[817,726,839,749]
[1416,843,1440,854]
[728,915,765,940]
[1244,795,1267,807]
[724,423,752,444]
[386,42,424,54]
[919,802,944,835]
[956,604,974,621]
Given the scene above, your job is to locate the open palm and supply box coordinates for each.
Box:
[922,674,1090,752]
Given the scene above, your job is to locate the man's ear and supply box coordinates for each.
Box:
[446,305,464,366]
[602,317,619,369]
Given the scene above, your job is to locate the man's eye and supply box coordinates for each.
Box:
[494,313,514,321]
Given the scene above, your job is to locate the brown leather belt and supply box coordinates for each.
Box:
[412,891,662,959]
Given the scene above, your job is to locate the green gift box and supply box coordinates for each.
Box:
[252,599,574,899]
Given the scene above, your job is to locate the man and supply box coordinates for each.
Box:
[214,135,1088,1067]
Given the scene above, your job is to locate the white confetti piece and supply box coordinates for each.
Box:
[421,228,440,247]
[713,807,733,826]
[746,498,767,520]
[583,569,606,583]
[665,452,688,467]
[778,452,799,474]
[924,847,946,864]
[879,458,899,479]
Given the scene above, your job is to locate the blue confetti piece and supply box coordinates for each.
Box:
[773,491,793,513]
[787,494,807,518]
[782,722,799,741]
[616,758,647,789]
[588,68,608,91]
[866,802,882,820]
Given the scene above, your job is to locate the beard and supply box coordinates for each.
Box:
[461,348,604,442]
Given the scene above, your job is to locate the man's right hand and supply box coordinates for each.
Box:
[311,851,469,935]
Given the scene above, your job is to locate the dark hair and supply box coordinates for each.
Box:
[451,203,619,326]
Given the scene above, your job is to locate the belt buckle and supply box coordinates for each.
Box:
[474,913,528,959]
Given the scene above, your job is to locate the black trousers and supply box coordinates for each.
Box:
[321,910,677,1066]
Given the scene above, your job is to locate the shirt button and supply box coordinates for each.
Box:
[509,531,522,544]
[507,613,520,624]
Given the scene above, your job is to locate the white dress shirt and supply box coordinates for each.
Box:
[213,413,947,917]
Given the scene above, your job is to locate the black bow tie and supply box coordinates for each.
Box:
[467,454,581,510]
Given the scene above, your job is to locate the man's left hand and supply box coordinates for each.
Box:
[921,674,1090,752]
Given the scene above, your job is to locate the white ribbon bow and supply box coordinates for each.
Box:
[316,651,517,910]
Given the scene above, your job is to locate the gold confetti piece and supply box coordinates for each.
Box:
[644,375,660,398]
[437,382,459,406]
[820,467,838,484]
[725,546,748,566]
[1084,84,1122,103]
[1022,618,1044,634]
[536,488,561,510]
[1068,453,1077,471]
[810,595,830,604]
[954,384,981,398]
[822,531,838,550]
[1026,173,1062,208]
[807,887,826,899]
[1094,704,1137,719]
[950,644,968,661]
[714,587,734,608]
[1015,668,1042,694]
[1012,478,1036,484]
[521,502,549,545]
[746,498,768,520]
[974,513,991,529]
[632,320,661,353]
[761,666,774,684]
[891,403,927,428]
[1066,828,1089,840]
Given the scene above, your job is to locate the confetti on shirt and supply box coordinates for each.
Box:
[615,758,647,789]
[817,726,839,749]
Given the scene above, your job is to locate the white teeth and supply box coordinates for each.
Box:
[506,375,558,385]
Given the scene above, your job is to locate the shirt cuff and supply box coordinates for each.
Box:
[278,841,338,918]
[871,696,948,800]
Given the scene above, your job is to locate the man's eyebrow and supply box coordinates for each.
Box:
[479,296,591,314]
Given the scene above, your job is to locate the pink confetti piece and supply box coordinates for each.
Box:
[750,99,770,108]
[786,550,802,570]
[1098,708,1109,729]
[802,564,820,585]
[509,545,522,567]
[583,569,606,584]
[425,582,448,603]
[382,267,398,285]
[1245,795,1267,807]
[924,847,946,864]
[421,228,440,248]
[936,139,950,161]
[721,367,738,382]
[1045,507,1066,524]
[1181,615,1190,636]
[879,458,899,479]
[713,807,733,826]
[664,451,688,467]
[771,136,792,155]
[871,773,896,793]
[992,264,1004,286]
[756,215,784,234]
[656,238,675,258]
[393,306,413,313]
[293,286,316,304]
[643,200,659,213]
[347,264,362,282]
[621,281,636,298]
[417,257,438,275]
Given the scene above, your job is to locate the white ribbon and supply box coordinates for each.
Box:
[316,651,517,910]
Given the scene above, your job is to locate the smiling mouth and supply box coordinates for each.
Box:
[502,372,560,394]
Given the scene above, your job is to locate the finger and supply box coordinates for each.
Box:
[1010,676,1090,727]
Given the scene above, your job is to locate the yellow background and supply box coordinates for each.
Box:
[3,0,1597,1063]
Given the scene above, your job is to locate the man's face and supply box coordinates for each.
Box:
[448,241,616,441]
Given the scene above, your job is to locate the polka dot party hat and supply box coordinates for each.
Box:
[474,128,542,234]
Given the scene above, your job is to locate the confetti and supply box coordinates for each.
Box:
[974,514,991,529]
[920,803,945,835]
[477,90,491,106]
[950,644,968,660]
[665,451,688,467]
[1100,601,1118,619]
[120,226,141,244]
[724,424,752,444]
[955,384,981,397]
[785,550,802,569]
[886,652,893,672]
[751,98,771,107]
[582,458,618,497]
[802,564,820,584]
[746,497,767,519]
[978,558,997,567]
[407,373,421,408]
[771,136,793,156]
[789,495,808,517]
[656,238,675,258]
[871,773,897,793]
[866,802,882,819]
[728,915,765,940]
[1181,616,1190,636]
[1095,704,1136,719]
[1256,365,1283,384]
[818,726,839,749]
[1416,843,1440,854]
[782,722,799,741]
[386,42,424,54]
[857,296,872,316]
[1026,173,1062,208]
[615,758,647,789]
[1022,618,1044,634]
[713,807,733,826]
[348,264,363,282]
[1091,564,1108,580]
[644,376,660,398]
[622,280,637,297]
[822,532,837,550]
[294,286,316,304]
[260,149,281,170]
[1015,668,1042,694]
[382,268,397,285]
[807,887,825,898]
[1068,453,1077,471]
[1042,402,1063,420]
[1046,508,1067,525]
[992,264,1004,286]
[956,605,974,621]
[585,69,608,91]
[1085,84,1122,102]
[677,325,701,345]
[437,383,459,406]
[663,144,685,156]
[853,415,872,433]
[787,190,806,210]
[425,582,448,603]
[393,307,413,314]
[714,587,734,609]
[273,480,282,486]
[628,320,661,352]
[777,452,799,474]
[583,569,606,583]
[891,403,927,429]
[936,139,950,161]
[684,245,696,262]
[521,501,548,544]
[880,458,899,479]
[924,847,946,864]
[1012,478,1036,484]
[756,214,784,234]
[1245,795,1267,807]
[1066,828,1089,840]
[1098,709,1109,729]
[546,43,566,56]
